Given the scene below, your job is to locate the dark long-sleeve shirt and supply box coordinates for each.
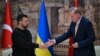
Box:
[12,28,39,56]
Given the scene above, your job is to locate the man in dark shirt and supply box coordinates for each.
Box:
[12,14,45,56]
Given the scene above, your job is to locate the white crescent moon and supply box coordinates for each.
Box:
[3,24,13,33]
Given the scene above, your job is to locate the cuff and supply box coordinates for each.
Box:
[53,39,56,44]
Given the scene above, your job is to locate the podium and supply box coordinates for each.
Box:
[0,48,12,56]
[95,46,100,56]
[0,46,99,56]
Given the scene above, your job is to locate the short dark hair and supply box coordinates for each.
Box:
[17,14,28,23]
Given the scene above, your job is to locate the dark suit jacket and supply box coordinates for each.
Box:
[56,16,96,56]
[12,28,39,56]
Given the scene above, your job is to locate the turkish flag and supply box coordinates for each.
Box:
[68,37,74,56]
[74,0,78,7]
[1,0,13,48]
[68,0,79,56]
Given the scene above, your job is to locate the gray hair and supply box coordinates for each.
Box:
[69,7,84,14]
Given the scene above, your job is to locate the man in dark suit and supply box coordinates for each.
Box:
[46,7,96,56]
[12,14,46,56]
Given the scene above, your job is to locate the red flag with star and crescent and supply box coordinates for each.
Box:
[1,0,13,48]
[68,0,78,56]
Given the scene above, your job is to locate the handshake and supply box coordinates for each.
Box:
[39,39,55,49]
[39,39,79,49]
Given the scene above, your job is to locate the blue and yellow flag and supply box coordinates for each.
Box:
[35,0,54,56]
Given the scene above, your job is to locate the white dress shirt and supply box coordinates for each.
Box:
[75,16,82,36]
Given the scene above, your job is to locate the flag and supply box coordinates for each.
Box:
[68,36,74,56]
[74,0,78,7]
[35,0,54,56]
[68,0,78,56]
[1,0,13,48]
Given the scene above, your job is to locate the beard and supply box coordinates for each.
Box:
[23,25,28,29]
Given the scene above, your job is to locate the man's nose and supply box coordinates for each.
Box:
[27,22,29,24]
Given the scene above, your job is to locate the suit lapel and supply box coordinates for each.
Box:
[75,16,84,38]
[71,22,76,37]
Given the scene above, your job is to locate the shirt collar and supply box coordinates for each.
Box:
[76,16,82,25]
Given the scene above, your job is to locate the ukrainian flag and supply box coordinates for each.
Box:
[35,0,54,56]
